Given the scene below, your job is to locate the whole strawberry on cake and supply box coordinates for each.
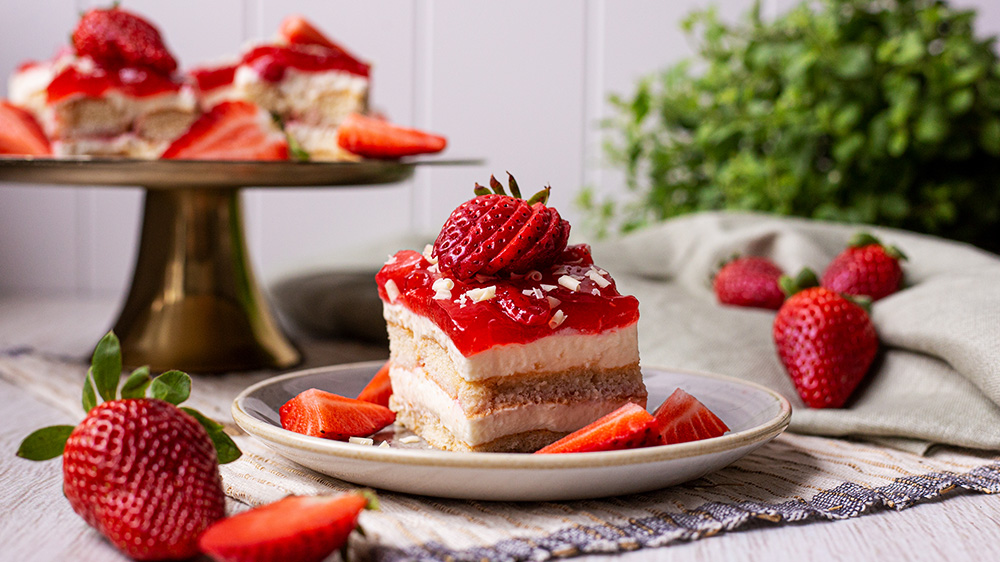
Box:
[376,174,646,453]
[8,6,197,158]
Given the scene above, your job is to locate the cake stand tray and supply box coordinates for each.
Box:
[0,157,476,373]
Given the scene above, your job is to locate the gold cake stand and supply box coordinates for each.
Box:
[0,157,472,373]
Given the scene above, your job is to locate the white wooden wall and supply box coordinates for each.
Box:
[1,0,998,296]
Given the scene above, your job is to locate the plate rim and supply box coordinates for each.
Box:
[232,361,791,470]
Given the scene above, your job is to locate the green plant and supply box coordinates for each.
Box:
[587,0,1000,252]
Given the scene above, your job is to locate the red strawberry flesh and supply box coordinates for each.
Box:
[0,101,51,156]
[62,399,225,560]
[162,100,289,160]
[534,403,656,454]
[199,493,368,562]
[336,113,446,159]
[356,362,393,407]
[650,389,730,445]
[280,388,396,440]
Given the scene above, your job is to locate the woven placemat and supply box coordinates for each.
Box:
[3,349,999,562]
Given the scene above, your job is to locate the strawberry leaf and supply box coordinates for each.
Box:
[90,331,122,403]
[149,370,191,405]
[848,232,882,247]
[82,369,98,412]
[506,172,522,198]
[120,366,152,399]
[181,407,242,464]
[16,425,74,461]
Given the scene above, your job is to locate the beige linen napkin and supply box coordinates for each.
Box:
[591,211,1000,452]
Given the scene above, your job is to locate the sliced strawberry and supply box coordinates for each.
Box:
[507,207,570,273]
[279,388,395,441]
[451,198,532,279]
[480,203,548,276]
[279,14,341,51]
[336,113,447,159]
[162,101,289,160]
[534,403,657,454]
[0,101,51,156]
[199,493,371,562]
[356,362,392,408]
[650,389,730,445]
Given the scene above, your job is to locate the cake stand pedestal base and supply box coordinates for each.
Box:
[113,188,300,373]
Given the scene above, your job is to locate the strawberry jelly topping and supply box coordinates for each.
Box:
[190,64,238,92]
[46,64,181,103]
[376,244,640,357]
[242,44,371,82]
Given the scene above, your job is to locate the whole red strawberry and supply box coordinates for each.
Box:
[433,174,570,280]
[63,399,225,560]
[773,284,879,408]
[17,332,241,561]
[821,232,906,301]
[73,7,178,74]
[713,256,785,310]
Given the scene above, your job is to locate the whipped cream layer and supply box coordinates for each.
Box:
[234,65,367,124]
[389,364,621,447]
[384,302,639,382]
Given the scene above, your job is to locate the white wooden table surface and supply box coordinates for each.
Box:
[2,293,998,562]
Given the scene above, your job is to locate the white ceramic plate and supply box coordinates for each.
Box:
[232,362,791,501]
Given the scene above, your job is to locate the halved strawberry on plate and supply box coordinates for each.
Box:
[280,388,395,441]
[162,100,289,160]
[337,113,447,159]
[356,361,392,408]
[650,388,730,445]
[0,101,51,156]
[534,403,657,454]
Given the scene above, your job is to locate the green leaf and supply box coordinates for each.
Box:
[980,119,1000,155]
[16,425,74,461]
[149,370,191,406]
[835,45,871,79]
[120,366,152,399]
[182,408,242,464]
[90,331,122,403]
[82,369,97,412]
[947,89,975,115]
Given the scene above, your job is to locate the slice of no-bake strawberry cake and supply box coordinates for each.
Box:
[190,15,370,161]
[376,175,646,452]
[8,7,197,158]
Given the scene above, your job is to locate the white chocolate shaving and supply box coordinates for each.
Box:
[422,244,438,264]
[349,437,374,446]
[432,278,455,300]
[465,286,497,303]
[558,275,581,292]
[527,270,543,281]
[378,440,391,448]
[547,296,562,309]
[384,279,400,303]
[587,269,611,288]
[548,309,567,329]
[540,284,558,292]
[399,435,421,444]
